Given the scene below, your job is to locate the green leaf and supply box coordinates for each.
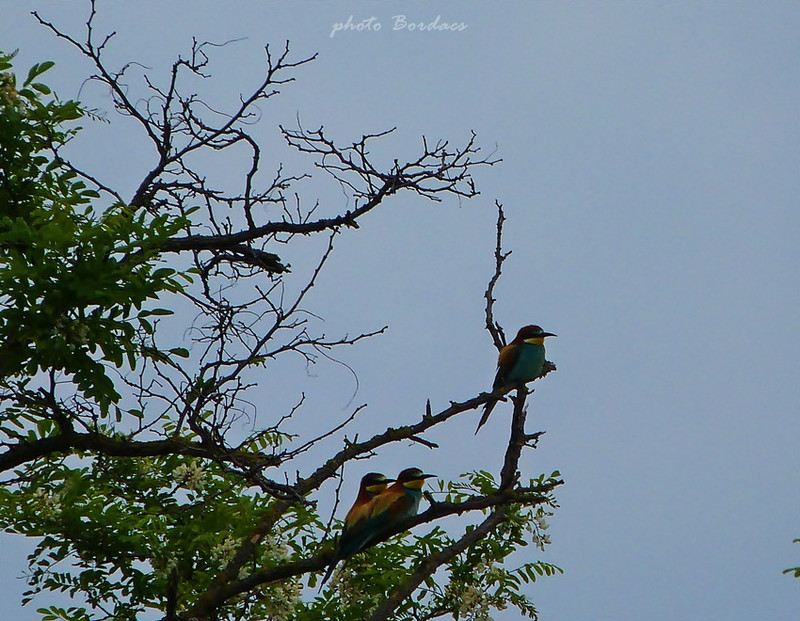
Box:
[24,60,55,86]
[147,308,173,316]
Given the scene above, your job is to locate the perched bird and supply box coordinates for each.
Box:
[475,324,556,433]
[367,467,436,542]
[320,472,393,586]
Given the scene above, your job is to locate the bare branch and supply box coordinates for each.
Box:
[485,200,509,351]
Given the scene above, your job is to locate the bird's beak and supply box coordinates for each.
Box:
[420,473,436,480]
[541,332,556,338]
[384,478,396,483]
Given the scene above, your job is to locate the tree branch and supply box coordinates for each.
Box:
[0,430,277,474]
[367,509,510,621]
[485,200,509,351]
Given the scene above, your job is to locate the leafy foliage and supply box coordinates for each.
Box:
[3,454,318,619]
[0,52,186,412]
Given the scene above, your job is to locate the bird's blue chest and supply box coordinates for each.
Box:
[506,343,546,384]
[403,489,423,517]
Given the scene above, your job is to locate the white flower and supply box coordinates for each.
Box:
[534,514,550,531]
[251,577,303,620]
[211,536,239,565]
[262,534,289,561]
[32,488,63,518]
[173,460,205,491]
[0,73,20,107]
[446,580,494,620]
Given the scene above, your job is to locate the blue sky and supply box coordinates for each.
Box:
[2,2,799,619]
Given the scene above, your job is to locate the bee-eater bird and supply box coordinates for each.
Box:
[320,472,393,586]
[367,467,436,542]
[475,324,556,433]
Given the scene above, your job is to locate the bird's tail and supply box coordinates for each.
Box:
[475,399,497,434]
[319,560,337,590]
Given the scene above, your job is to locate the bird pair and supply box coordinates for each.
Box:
[320,467,435,586]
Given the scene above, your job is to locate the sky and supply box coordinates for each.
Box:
[1,1,799,620]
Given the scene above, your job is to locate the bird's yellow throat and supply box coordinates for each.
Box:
[523,337,546,346]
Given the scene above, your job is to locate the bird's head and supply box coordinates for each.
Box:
[396,467,436,491]
[360,472,394,496]
[514,324,556,345]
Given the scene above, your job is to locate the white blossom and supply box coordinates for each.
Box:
[0,72,20,108]
[32,487,63,518]
[172,460,205,491]
[211,536,239,566]
[259,578,302,620]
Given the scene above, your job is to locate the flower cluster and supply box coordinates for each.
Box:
[527,506,553,551]
[261,533,290,563]
[211,536,239,567]
[330,560,383,612]
[247,534,302,619]
[50,318,92,352]
[0,72,20,108]
[444,561,507,621]
[172,460,205,491]
[255,578,303,621]
[447,582,492,620]
[31,487,63,519]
